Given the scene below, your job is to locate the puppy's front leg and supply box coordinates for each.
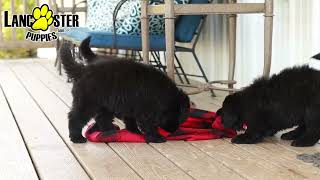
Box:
[139,123,166,143]
[281,125,305,140]
[124,117,141,134]
[95,109,116,132]
[68,106,93,143]
[291,128,320,147]
[144,131,166,143]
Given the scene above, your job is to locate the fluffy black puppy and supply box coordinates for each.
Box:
[217,66,320,147]
[60,38,190,143]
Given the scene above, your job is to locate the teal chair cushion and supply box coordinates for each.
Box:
[86,0,190,35]
[59,28,166,50]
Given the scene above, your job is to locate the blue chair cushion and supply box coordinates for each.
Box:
[59,28,166,51]
[175,0,209,42]
[86,0,190,35]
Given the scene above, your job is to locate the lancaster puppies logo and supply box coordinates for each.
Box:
[3,4,79,42]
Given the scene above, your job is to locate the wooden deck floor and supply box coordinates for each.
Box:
[1,59,320,180]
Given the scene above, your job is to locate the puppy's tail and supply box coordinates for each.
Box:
[59,42,85,80]
[79,37,96,61]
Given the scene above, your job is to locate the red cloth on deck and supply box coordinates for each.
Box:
[84,108,237,143]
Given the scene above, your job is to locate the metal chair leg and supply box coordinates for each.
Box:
[163,52,185,84]
[153,51,166,72]
[174,66,185,84]
[192,51,215,96]
[58,57,62,75]
[151,51,164,71]
[54,38,60,67]
[174,53,190,84]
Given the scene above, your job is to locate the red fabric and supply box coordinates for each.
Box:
[85,108,237,143]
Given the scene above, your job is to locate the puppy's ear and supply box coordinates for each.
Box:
[216,108,222,116]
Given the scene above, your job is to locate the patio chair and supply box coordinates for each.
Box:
[57,0,212,87]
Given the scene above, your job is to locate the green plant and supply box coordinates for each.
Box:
[0,0,37,59]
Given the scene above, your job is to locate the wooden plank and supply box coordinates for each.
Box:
[12,62,142,180]
[268,135,320,155]
[0,84,38,180]
[57,7,87,13]
[0,64,90,180]
[189,92,222,111]
[27,62,73,106]
[191,140,305,180]
[27,60,192,179]
[164,0,175,80]
[228,0,237,89]
[148,3,266,15]
[36,59,70,82]
[141,0,150,64]
[109,142,192,180]
[0,0,3,41]
[59,0,64,16]
[263,0,274,77]
[228,139,320,179]
[152,141,245,180]
[0,41,55,49]
[23,0,27,14]
[10,0,16,40]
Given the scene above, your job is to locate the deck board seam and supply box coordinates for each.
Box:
[148,144,197,180]
[222,139,293,169]
[0,84,41,180]
[106,144,144,179]
[35,60,68,82]
[188,142,250,180]
[24,63,71,107]
[185,141,248,180]
[223,139,311,179]
[268,139,314,154]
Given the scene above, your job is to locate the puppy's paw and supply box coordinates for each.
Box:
[291,139,317,147]
[231,134,248,144]
[281,130,302,140]
[281,132,298,140]
[231,133,262,144]
[126,127,142,134]
[145,135,166,143]
[70,136,87,143]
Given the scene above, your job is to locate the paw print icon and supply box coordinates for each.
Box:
[31,4,53,31]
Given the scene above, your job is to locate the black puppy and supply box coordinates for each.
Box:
[60,38,190,143]
[218,66,320,147]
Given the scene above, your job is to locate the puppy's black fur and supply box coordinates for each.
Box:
[218,66,320,147]
[60,38,190,143]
